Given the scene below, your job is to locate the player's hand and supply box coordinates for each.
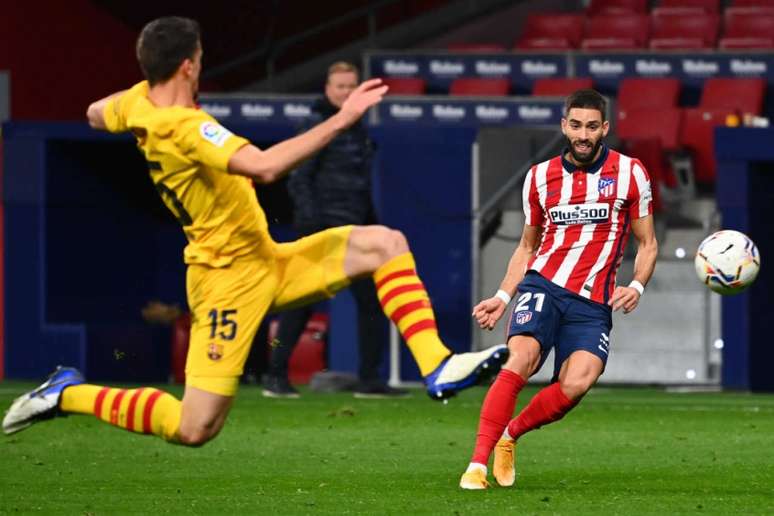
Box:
[472,297,508,330]
[607,286,640,314]
[336,78,388,128]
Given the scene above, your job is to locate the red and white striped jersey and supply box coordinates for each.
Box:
[523,146,652,304]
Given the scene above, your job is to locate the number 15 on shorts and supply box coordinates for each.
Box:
[208,309,238,340]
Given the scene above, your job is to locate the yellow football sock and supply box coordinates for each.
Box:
[374,252,451,376]
[61,384,181,442]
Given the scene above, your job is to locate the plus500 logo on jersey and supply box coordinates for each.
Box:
[549,203,610,225]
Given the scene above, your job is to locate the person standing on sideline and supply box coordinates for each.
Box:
[3,17,507,444]
[459,89,658,489]
[263,62,405,399]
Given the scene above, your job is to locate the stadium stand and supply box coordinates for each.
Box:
[449,77,510,96]
[381,77,427,95]
[649,11,720,49]
[658,0,719,12]
[514,13,585,50]
[446,42,507,52]
[617,107,682,151]
[719,9,774,49]
[587,0,649,14]
[617,78,681,111]
[699,78,766,115]
[679,108,734,183]
[532,78,594,96]
[580,13,650,50]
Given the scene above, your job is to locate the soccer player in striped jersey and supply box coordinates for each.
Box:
[2,17,506,444]
[459,89,658,489]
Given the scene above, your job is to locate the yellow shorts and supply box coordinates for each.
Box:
[185,226,353,396]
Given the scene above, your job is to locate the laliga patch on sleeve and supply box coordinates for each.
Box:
[199,121,233,147]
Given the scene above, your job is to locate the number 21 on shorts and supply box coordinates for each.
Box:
[514,292,545,313]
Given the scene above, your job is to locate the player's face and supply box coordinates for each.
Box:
[561,108,609,165]
[325,71,359,108]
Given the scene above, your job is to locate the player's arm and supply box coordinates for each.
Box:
[86,90,127,131]
[473,223,543,330]
[227,79,387,184]
[608,214,658,314]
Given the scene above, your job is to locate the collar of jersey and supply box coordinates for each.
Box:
[561,144,608,174]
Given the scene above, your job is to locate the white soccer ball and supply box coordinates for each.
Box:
[694,230,760,295]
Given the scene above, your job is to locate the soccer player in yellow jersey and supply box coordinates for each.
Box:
[2,17,506,446]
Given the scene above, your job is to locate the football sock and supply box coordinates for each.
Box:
[374,252,451,376]
[466,463,487,474]
[61,385,182,442]
[506,382,576,441]
[471,370,526,464]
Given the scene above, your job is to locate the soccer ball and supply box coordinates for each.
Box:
[694,230,760,295]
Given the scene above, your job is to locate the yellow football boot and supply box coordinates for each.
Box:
[493,439,516,487]
[459,467,490,490]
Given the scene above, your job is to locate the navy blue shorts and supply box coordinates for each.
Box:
[506,271,613,382]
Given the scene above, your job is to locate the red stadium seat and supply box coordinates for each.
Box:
[657,0,719,13]
[532,78,594,96]
[268,313,328,385]
[381,77,427,95]
[617,108,682,151]
[581,14,650,49]
[732,0,774,6]
[449,78,510,96]
[649,12,719,49]
[719,10,774,49]
[515,13,585,50]
[446,42,507,52]
[679,108,735,183]
[588,0,648,13]
[624,138,666,211]
[618,78,681,111]
[700,78,766,115]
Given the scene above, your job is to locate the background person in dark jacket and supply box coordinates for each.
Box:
[263,61,407,398]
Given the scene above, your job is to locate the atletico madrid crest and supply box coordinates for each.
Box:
[515,311,533,325]
[598,177,616,197]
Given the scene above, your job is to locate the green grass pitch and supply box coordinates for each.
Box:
[1,383,773,515]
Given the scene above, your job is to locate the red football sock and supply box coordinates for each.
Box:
[471,370,527,465]
[507,382,577,441]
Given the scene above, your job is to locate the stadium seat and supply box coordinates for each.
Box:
[623,138,667,211]
[700,78,766,115]
[581,14,650,49]
[381,77,427,95]
[514,13,585,50]
[679,108,735,183]
[446,42,507,52]
[587,0,648,13]
[449,77,510,96]
[617,107,682,151]
[731,0,774,6]
[719,10,774,49]
[532,78,594,96]
[649,12,719,49]
[618,78,681,111]
[268,313,328,384]
[656,0,719,13]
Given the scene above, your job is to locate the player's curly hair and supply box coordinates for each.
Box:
[565,89,607,121]
[136,17,201,86]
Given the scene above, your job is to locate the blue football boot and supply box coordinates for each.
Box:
[3,366,85,435]
[424,344,508,400]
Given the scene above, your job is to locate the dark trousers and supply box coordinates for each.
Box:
[268,277,387,384]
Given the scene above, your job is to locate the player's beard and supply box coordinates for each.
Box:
[566,136,603,165]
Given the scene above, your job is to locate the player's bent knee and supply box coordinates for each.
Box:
[379,227,408,258]
[177,424,220,447]
[559,375,595,401]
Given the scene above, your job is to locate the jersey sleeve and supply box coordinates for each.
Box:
[628,159,653,219]
[103,81,149,134]
[180,114,250,171]
[523,166,544,226]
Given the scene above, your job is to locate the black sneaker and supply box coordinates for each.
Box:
[262,375,301,399]
[353,382,411,399]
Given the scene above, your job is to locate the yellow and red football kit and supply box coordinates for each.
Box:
[60,81,451,442]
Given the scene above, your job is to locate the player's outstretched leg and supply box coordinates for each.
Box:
[3,366,182,443]
[347,226,508,400]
